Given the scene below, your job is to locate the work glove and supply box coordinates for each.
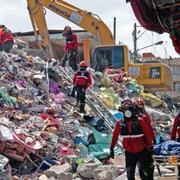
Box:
[110,147,114,159]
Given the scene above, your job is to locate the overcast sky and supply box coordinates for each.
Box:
[0,0,179,58]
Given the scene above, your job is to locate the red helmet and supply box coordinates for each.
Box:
[79,61,88,67]
[135,98,144,108]
[64,25,71,32]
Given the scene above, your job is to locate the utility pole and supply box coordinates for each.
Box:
[113,17,116,43]
[133,23,137,62]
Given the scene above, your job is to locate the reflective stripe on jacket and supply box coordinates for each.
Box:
[73,70,92,88]
[111,117,154,153]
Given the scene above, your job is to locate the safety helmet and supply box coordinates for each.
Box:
[64,25,71,32]
[79,61,88,67]
[135,98,144,108]
[121,99,135,110]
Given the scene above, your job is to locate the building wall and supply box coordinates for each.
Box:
[163,58,180,100]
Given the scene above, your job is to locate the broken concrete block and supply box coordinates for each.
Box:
[45,163,71,178]
[92,165,124,180]
[58,173,72,180]
[77,163,98,179]
[39,174,49,180]
[48,177,56,180]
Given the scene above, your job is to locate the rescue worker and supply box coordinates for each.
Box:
[134,98,155,179]
[62,26,78,71]
[0,25,14,53]
[72,61,92,113]
[171,111,180,142]
[110,99,155,180]
[135,98,155,142]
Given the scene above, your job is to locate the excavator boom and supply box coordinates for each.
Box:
[27,0,54,57]
[27,0,115,58]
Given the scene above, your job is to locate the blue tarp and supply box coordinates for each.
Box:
[154,140,180,156]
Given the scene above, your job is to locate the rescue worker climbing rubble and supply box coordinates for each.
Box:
[72,61,92,113]
[61,25,79,71]
[110,99,155,180]
[0,25,14,53]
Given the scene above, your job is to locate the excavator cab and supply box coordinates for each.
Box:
[91,45,173,91]
[91,45,127,72]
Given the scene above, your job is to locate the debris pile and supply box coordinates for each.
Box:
[0,45,178,179]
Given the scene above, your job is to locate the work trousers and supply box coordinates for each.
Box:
[62,49,78,71]
[0,40,14,53]
[72,85,86,113]
[125,148,154,180]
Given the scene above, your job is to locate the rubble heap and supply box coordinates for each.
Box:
[0,44,177,179]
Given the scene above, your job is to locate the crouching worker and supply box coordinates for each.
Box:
[72,61,92,113]
[110,99,155,180]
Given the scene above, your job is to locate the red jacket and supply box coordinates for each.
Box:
[64,33,78,53]
[142,113,155,142]
[110,116,154,153]
[0,28,3,37]
[171,112,180,140]
[0,29,14,45]
[73,70,92,88]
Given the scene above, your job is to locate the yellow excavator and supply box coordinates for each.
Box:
[26,0,172,91]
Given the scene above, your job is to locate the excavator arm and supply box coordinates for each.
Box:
[27,0,54,57]
[26,0,115,58]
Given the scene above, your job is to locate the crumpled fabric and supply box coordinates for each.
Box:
[49,82,60,94]
[98,87,120,110]
[14,79,28,90]
[88,128,122,159]
[50,92,65,103]
[40,113,59,127]
[0,87,16,106]
[128,79,143,93]
[13,133,42,153]
[154,140,180,156]
[58,146,75,156]
[141,92,167,108]
[100,75,112,88]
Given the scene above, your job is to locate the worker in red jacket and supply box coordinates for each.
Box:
[171,111,180,142]
[72,61,92,113]
[110,99,155,180]
[0,25,14,53]
[134,97,156,179]
[62,26,78,71]
[135,98,155,142]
